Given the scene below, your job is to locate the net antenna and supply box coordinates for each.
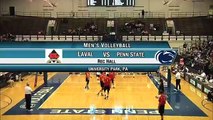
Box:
[34,72,38,87]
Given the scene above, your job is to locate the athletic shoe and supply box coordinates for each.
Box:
[105,96,109,100]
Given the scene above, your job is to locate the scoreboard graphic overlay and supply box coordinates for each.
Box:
[0,41,176,72]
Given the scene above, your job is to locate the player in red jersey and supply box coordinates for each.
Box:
[108,72,116,88]
[103,74,112,99]
[85,72,91,90]
[158,90,167,120]
[96,72,101,81]
[97,72,106,96]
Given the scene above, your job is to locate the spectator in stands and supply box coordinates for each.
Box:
[181,39,213,81]
[190,60,195,68]
[200,71,207,82]
[179,58,184,67]
[129,29,134,35]
[141,10,145,18]
[7,33,16,41]
[122,21,153,36]
[7,78,14,87]
[183,42,187,53]
[64,22,99,36]
[77,27,83,35]
[0,33,15,41]
[208,75,213,83]
[207,88,213,102]
[176,31,181,35]
[141,30,149,35]
[150,24,157,31]
[38,30,44,35]
[171,64,176,74]
[182,65,189,80]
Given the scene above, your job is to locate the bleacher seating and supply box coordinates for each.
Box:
[180,39,213,79]
[172,17,213,35]
[56,18,107,35]
[116,18,165,36]
[0,16,212,41]
[0,16,49,35]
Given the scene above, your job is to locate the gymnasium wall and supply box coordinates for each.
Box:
[0,0,212,17]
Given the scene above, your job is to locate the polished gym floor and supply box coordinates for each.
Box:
[0,72,212,120]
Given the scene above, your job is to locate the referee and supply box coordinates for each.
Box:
[175,70,181,91]
[25,83,33,111]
